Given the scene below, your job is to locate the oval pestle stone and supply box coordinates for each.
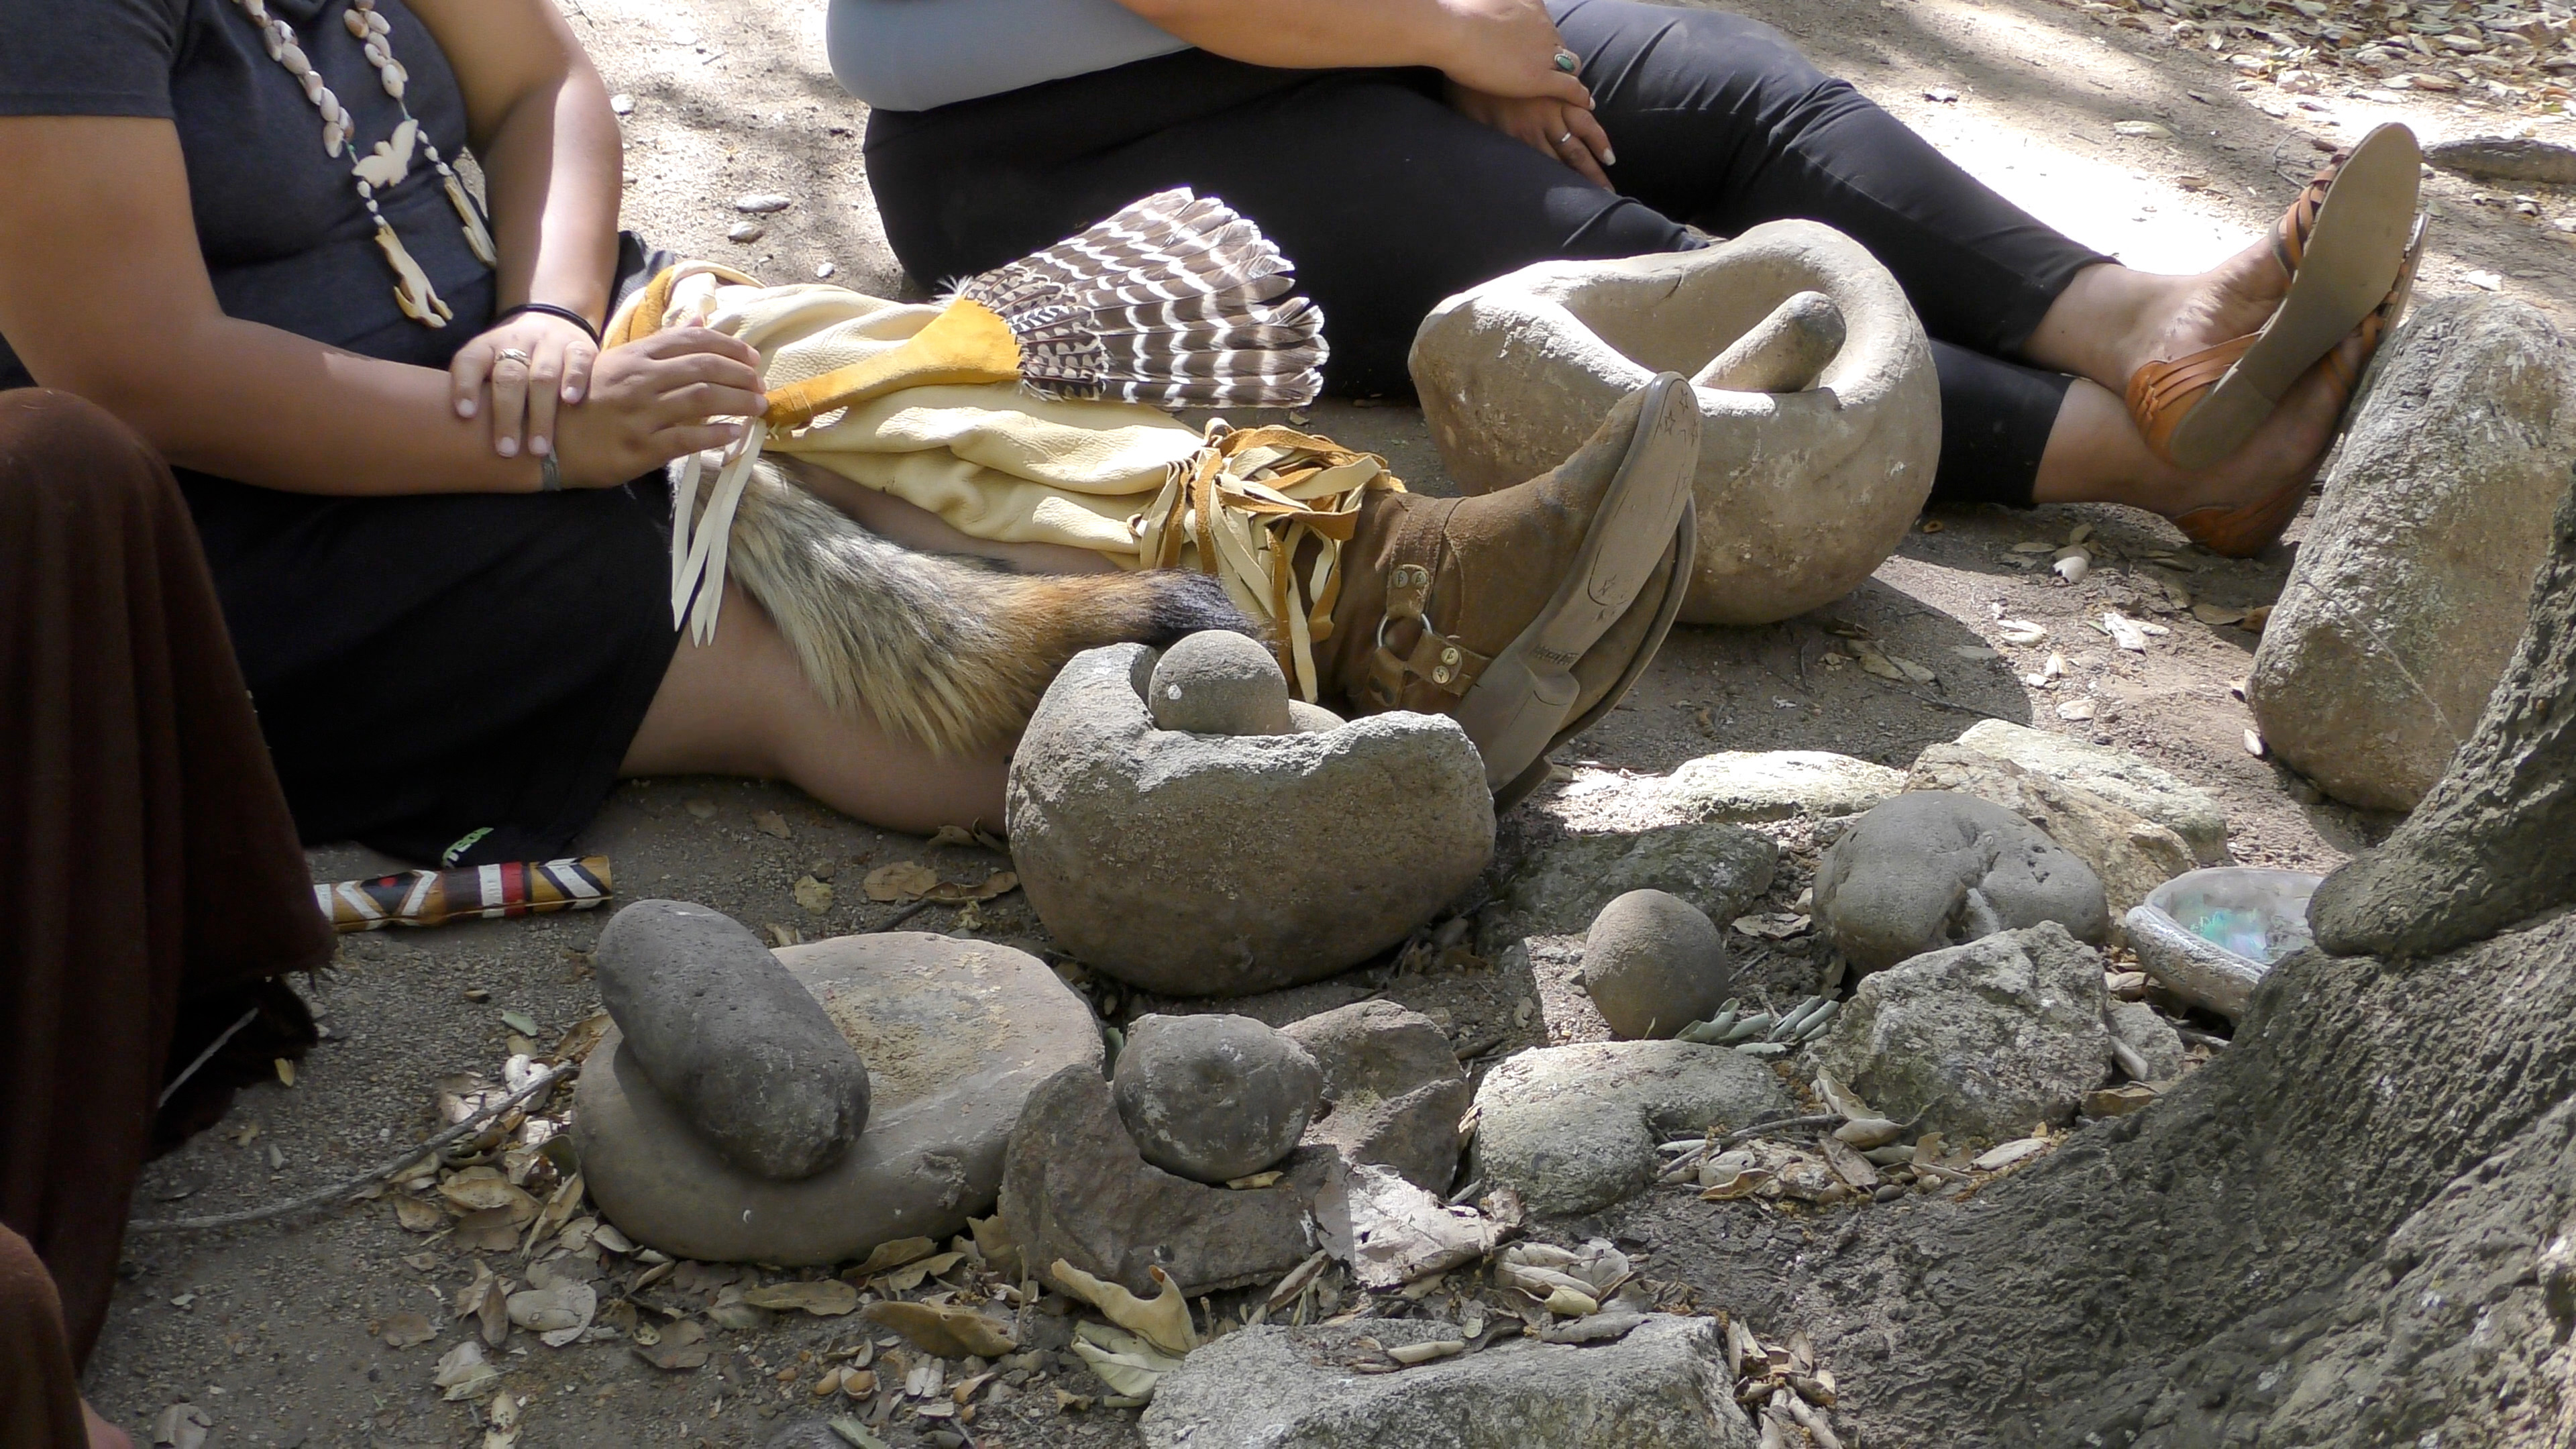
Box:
[593,899,870,1181]
[1148,630,1295,736]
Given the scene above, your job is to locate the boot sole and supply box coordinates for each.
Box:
[2161,123,2422,471]
[1452,373,1703,793]
[1493,498,1699,812]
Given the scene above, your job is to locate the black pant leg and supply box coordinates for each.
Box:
[1555,0,2109,358]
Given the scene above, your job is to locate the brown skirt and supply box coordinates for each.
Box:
[0,390,335,1379]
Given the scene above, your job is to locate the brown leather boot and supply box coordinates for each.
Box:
[1320,374,1701,798]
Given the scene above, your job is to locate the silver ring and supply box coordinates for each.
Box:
[496,347,532,367]
[1555,131,1575,146]
[1553,48,1580,73]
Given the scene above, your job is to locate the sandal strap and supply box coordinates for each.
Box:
[2125,333,2259,465]
[2273,149,2350,277]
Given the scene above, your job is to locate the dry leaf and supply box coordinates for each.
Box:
[2190,602,2247,627]
[2056,698,2098,722]
[794,875,835,913]
[1971,1137,2051,1172]
[1995,619,2047,647]
[633,1319,708,1371]
[765,923,802,948]
[153,1403,212,1449]
[551,1011,612,1065]
[1733,912,1811,941]
[863,1300,1019,1359]
[1071,1322,1187,1397]
[506,1280,598,1346]
[2244,729,2267,758]
[863,862,940,902]
[381,1311,437,1348]
[2112,119,2174,138]
[925,869,1018,904]
[849,1236,937,1277]
[741,1279,859,1316]
[2103,612,2152,652]
[435,1340,502,1401]
[1820,1136,1881,1192]
[1051,1260,1199,1356]
[2241,604,2272,633]
[879,1250,965,1293]
[1700,1168,1774,1201]
[926,824,979,849]
[590,1222,635,1255]
[454,1209,523,1254]
[274,1058,296,1087]
[754,810,793,839]
[393,1195,446,1232]
[439,1168,539,1223]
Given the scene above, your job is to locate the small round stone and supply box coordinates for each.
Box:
[1286,699,1344,735]
[1147,631,1293,736]
[1112,1014,1323,1184]
[1580,889,1731,1040]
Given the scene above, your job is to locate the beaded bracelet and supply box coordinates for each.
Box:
[498,301,602,345]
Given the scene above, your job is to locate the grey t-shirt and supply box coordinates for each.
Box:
[0,0,494,387]
[827,0,1189,112]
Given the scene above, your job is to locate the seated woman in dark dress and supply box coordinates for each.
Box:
[0,0,1047,869]
[846,0,2419,557]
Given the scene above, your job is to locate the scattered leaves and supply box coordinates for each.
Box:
[152,1403,211,1449]
[434,1340,502,1401]
[794,875,836,913]
[633,1318,708,1371]
[393,1195,446,1232]
[741,1279,859,1316]
[380,1311,437,1348]
[1051,1260,1199,1356]
[849,1236,937,1279]
[863,1299,1020,1358]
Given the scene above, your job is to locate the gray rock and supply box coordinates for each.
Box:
[1498,824,1778,941]
[1147,630,1295,736]
[1281,1000,1472,1193]
[1288,699,1346,734]
[999,1063,1331,1296]
[1813,792,2109,974]
[1008,644,1494,996]
[1112,1014,1323,1184]
[2426,136,2576,186]
[1905,745,2194,918]
[2249,297,2576,812]
[574,932,1099,1264]
[1581,890,1732,1040]
[1412,221,1940,627]
[1949,720,2229,865]
[2106,1001,2186,1083]
[1140,1316,1754,1449]
[592,900,869,1181]
[1663,749,1906,824]
[1811,922,2112,1141]
[1470,1041,1790,1216]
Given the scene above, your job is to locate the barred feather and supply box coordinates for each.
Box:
[946,188,1326,410]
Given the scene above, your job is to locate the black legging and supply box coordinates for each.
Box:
[864,1,2110,506]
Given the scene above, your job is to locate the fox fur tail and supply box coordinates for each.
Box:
[702,457,1259,754]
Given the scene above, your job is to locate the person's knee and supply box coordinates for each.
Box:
[0,389,172,513]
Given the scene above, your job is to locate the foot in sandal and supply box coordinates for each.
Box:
[1320,374,1701,798]
[2125,123,2423,472]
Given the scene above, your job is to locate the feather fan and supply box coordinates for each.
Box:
[945,188,1327,409]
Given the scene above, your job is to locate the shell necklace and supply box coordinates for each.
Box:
[225,0,498,328]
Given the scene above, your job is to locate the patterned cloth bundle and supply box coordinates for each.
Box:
[314,856,612,932]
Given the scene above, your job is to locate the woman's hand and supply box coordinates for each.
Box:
[549,327,769,488]
[1429,0,1593,106]
[450,309,598,462]
[1448,83,1615,187]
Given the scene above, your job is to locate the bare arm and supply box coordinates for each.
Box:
[1112,0,1592,106]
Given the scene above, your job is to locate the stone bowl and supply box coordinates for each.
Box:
[573,932,1102,1265]
[2125,867,2325,1022]
[1006,643,1495,996]
[1408,220,1941,626]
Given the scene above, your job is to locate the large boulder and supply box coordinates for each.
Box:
[1813,792,2109,973]
[2249,297,2576,812]
[1007,643,1494,996]
[1410,222,1941,626]
[574,933,1100,1264]
[1140,1316,1754,1449]
[1470,1041,1790,1216]
[1948,720,2229,865]
[1811,922,2113,1141]
[1905,745,2193,918]
[1281,1000,1472,1193]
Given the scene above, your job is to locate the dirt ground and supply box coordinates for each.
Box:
[82,0,2576,1445]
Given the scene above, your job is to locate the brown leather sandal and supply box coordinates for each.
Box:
[2169,212,2428,557]
[2127,123,2422,472]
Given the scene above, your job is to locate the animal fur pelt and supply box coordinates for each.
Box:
[703,456,1260,755]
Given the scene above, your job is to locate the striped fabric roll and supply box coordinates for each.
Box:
[314,855,613,932]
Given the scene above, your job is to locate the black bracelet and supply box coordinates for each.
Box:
[498,301,602,345]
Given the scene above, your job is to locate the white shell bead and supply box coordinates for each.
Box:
[380,61,407,99]
[364,40,386,66]
[241,0,266,18]
[343,9,370,37]
[279,42,310,76]
[301,69,326,103]
[317,90,340,124]
[367,11,390,34]
[323,119,346,155]
[260,28,283,60]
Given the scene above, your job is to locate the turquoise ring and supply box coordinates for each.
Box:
[1553,48,1580,73]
